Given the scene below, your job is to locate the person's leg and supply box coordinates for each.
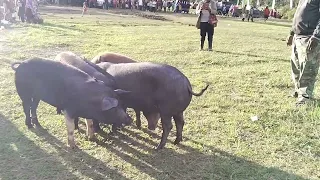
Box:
[291,36,300,98]
[200,22,206,50]
[294,36,320,104]
[25,8,32,23]
[21,8,25,22]
[207,23,214,51]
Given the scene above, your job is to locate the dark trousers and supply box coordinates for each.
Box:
[25,8,33,23]
[18,7,25,22]
[200,22,214,49]
[247,14,253,22]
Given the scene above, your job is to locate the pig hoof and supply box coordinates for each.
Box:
[26,124,33,129]
[88,137,95,142]
[93,127,102,133]
[111,126,120,133]
[69,145,78,150]
[174,138,182,145]
[155,144,165,150]
[35,124,43,129]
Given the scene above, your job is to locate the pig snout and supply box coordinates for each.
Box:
[117,109,132,126]
[145,112,160,131]
[123,114,133,126]
[148,124,157,131]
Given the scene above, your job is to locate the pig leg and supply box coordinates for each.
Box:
[85,119,95,140]
[173,112,184,145]
[143,111,160,130]
[31,98,41,127]
[63,110,77,148]
[56,108,63,115]
[93,120,101,133]
[156,115,173,150]
[135,109,141,129]
[111,123,121,132]
[22,99,32,129]
[74,117,79,130]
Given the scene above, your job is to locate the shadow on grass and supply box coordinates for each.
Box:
[1,112,308,179]
[215,50,288,62]
[98,125,308,179]
[0,114,129,180]
[254,21,291,28]
[40,22,85,32]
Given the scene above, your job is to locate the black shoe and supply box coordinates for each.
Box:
[290,91,298,98]
[295,96,311,107]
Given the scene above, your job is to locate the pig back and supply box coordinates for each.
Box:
[91,52,136,64]
[55,52,116,88]
[14,58,93,108]
[102,62,192,113]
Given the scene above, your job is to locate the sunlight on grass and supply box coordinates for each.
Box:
[0,6,319,180]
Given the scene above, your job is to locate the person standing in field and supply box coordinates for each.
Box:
[163,0,167,12]
[263,6,269,21]
[228,4,234,17]
[81,1,88,17]
[196,0,217,51]
[241,4,247,21]
[16,0,25,22]
[287,0,320,105]
[247,6,253,22]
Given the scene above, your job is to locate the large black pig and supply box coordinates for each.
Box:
[91,62,209,150]
[11,58,132,148]
[54,51,127,132]
[89,52,160,130]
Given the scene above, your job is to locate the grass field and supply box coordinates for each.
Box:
[0,6,319,180]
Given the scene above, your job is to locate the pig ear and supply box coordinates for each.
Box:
[101,97,118,111]
[114,89,131,95]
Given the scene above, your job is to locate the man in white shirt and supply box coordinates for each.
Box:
[163,0,167,12]
[138,0,143,10]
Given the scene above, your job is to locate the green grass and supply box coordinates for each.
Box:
[0,5,319,180]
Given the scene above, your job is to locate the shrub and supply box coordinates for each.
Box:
[280,5,296,20]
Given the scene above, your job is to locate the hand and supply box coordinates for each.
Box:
[286,35,293,46]
[307,37,319,52]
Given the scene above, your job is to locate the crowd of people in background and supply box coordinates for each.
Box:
[85,0,192,13]
[83,0,283,22]
[1,0,285,25]
[219,3,282,22]
[1,0,43,24]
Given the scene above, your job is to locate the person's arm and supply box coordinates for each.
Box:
[312,18,320,40]
[290,29,294,36]
[196,1,202,14]
[210,0,217,14]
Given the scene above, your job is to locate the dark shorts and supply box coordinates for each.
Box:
[264,15,269,19]
[200,22,214,36]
